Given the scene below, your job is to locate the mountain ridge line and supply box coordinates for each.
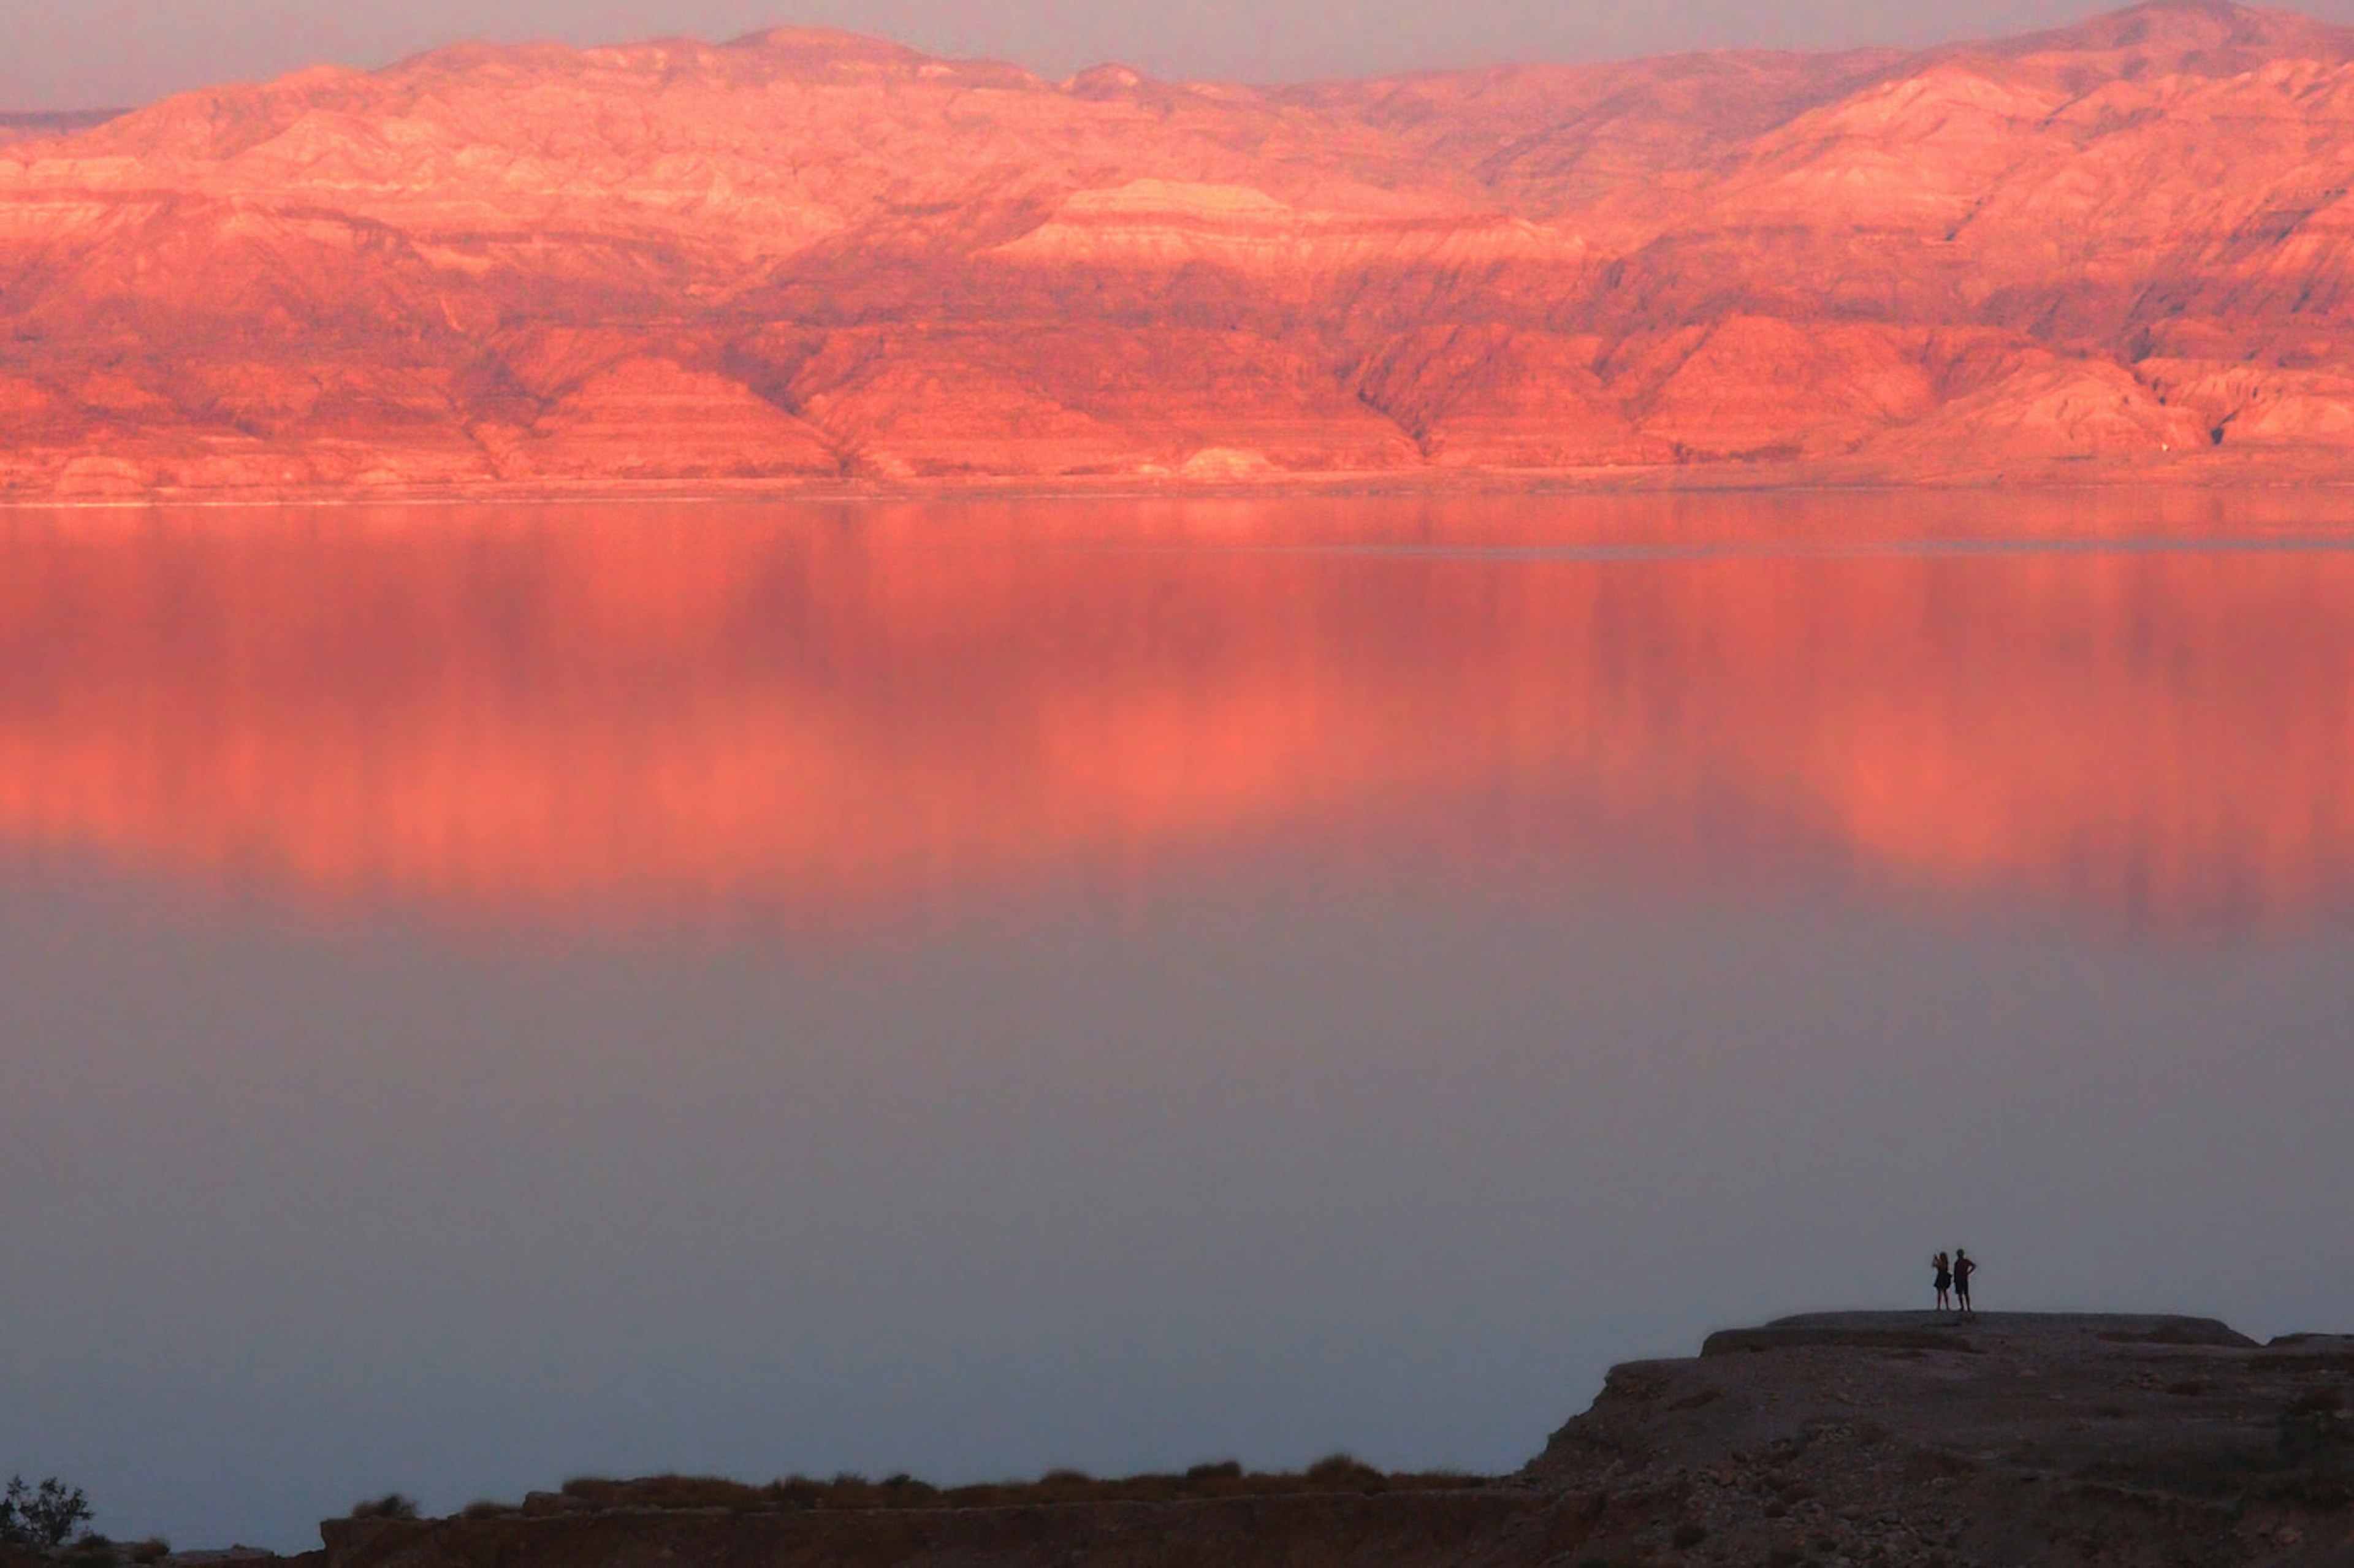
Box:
[10,1,2354,498]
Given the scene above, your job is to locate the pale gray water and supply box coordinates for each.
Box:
[1,495,2350,1549]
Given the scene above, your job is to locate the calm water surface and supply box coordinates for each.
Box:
[2,492,2351,1548]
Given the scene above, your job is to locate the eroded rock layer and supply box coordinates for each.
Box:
[12,2,2354,493]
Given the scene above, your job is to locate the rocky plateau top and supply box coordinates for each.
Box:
[1519,1311,2354,1566]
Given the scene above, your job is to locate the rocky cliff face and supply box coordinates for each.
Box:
[1520,1313,2354,1566]
[9,1,2354,495]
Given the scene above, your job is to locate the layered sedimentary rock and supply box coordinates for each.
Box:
[12,2,2354,492]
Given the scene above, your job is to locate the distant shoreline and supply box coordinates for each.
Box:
[13,465,2354,513]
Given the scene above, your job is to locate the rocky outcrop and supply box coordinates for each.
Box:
[14,3,2354,493]
[1520,1313,2354,1566]
[281,1314,2354,1568]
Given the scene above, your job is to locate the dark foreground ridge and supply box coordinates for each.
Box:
[261,1314,2354,1568]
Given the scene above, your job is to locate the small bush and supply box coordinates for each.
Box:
[126,1540,169,1565]
[1303,1454,1383,1490]
[631,1477,761,1511]
[348,1494,419,1522]
[463,1461,1485,1520]
[2,1478,95,1550]
[758,1479,828,1510]
[459,1502,512,1521]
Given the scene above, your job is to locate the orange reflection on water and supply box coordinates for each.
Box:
[1,498,2351,927]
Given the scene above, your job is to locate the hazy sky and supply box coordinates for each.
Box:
[7,0,2354,112]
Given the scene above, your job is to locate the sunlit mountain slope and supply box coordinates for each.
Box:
[9,2,2354,492]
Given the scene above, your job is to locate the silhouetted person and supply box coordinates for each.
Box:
[1932,1250,1952,1312]
[1953,1248,1977,1316]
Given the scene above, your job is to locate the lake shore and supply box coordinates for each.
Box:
[17,456,2354,511]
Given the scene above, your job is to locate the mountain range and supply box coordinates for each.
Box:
[7,0,2354,494]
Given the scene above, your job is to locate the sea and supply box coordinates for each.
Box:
[3,490,2350,1548]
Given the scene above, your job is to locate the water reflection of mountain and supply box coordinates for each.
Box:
[1,500,2350,927]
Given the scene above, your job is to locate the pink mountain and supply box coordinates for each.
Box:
[6,0,2354,495]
